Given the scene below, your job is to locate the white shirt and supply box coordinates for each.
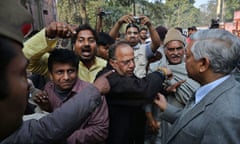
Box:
[195,75,230,104]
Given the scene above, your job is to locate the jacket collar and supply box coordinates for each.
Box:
[166,75,237,143]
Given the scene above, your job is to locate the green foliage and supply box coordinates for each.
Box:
[57,0,84,24]
[224,0,240,22]
[138,1,166,27]
[164,0,200,28]
[57,0,130,31]
[198,0,217,27]
[56,0,240,30]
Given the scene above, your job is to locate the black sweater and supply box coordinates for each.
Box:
[96,64,166,107]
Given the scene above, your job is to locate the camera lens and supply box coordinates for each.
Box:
[133,16,140,24]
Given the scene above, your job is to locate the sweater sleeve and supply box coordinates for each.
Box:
[23,29,58,76]
[67,96,109,144]
[108,71,166,100]
[1,85,102,144]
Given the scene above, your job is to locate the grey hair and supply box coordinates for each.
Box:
[190,29,240,74]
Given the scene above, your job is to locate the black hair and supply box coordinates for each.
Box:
[125,23,140,33]
[108,40,131,60]
[97,32,115,46]
[140,27,148,32]
[175,27,183,34]
[188,26,197,31]
[209,19,220,29]
[71,24,98,44]
[48,49,79,73]
[0,36,18,100]
[155,26,168,41]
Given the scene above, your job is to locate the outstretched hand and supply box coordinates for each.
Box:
[154,93,168,112]
[94,70,114,95]
[165,79,186,93]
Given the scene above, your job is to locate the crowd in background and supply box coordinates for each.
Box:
[1,0,240,144]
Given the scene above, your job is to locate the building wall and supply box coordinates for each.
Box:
[25,0,57,31]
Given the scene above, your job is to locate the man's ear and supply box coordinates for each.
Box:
[199,57,210,72]
[109,59,117,69]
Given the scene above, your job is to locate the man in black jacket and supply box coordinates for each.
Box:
[97,41,169,144]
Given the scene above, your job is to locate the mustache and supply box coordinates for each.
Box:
[81,46,91,51]
[82,45,90,49]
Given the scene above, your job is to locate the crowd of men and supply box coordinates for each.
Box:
[1,0,240,144]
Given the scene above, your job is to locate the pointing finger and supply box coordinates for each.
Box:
[100,70,115,78]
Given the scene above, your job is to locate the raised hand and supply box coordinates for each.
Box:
[45,22,77,39]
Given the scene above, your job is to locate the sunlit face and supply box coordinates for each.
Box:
[165,40,185,64]
[50,63,78,91]
[73,30,97,62]
[97,44,110,60]
[185,41,201,82]
[110,44,135,76]
[125,27,139,46]
[2,43,29,134]
[140,29,148,40]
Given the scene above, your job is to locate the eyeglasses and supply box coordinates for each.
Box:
[166,46,184,52]
[113,57,135,66]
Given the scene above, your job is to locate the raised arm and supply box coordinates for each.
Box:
[23,22,76,76]
[139,15,160,53]
[109,14,133,38]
